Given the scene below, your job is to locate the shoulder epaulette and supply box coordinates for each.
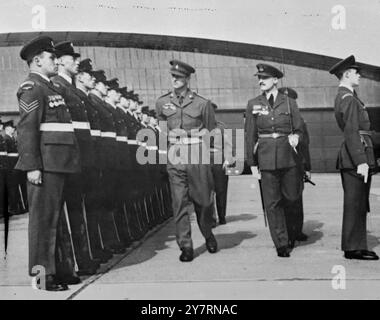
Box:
[341,93,353,100]
[192,91,208,101]
[159,91,171,99]
[19,81,35,90]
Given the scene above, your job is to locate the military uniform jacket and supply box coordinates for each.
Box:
[298,121,311,172]
[4,134,18,168]
[75,88,102,169]
[52,75,95,168]
[155,89,216,136]
[115,107,131,171]
[334,86,376,169]
[88,93,118,169]
[15,73,80,173]
[245,92,304,170]
[0,135,9,170]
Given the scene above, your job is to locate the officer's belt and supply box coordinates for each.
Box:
[90,129,101,137]
[101,132,116,138]
[72,121,91,130]
[359,130,372,136]
[40,123,74,132]
[258,133,287,139]
[116,136,128,142]
[146,146,158,151]
[7,153,19,157]
[168,137,202,145]
[0,152,7,156]
[127,139,138,145]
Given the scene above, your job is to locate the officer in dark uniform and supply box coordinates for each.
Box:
[0,121,8,220]
[245,64,304,258]
[89,72,126,254]
[3,120,23,215]
[278,87,310,247]
[156,60,217,262]
[52,41,100,275]
[16,36,81,290]
[329,55,379,260]
[74,59,113,263]
[103,79,131,247]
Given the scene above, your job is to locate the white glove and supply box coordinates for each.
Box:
[251,166,261,179]
[357,163,369,183]
[288,134,299,149]
[27,170,42,185]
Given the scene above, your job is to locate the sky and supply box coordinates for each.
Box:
[0,0,379,65]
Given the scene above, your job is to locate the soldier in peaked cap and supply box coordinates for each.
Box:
[52,41,100,277]
[245,63,304,258]
[329,55,379,260]
[156,59,218,262]
[17,36,81,291]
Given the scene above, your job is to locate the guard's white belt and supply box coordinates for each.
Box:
[158,150,167,154]
[127,139,138,145]
[40,123,74,132]
[146,146,158,151]
[0,152,7,156]
[138,142,147,147]
[101,132,116,138]
[90,130,101,137]
[169,137,201,145]
[209,148,221,153]
[116,136,128,142]
[72,121,91,130]
[7,153,19,157]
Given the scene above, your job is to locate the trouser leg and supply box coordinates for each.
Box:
[340,170,371,251]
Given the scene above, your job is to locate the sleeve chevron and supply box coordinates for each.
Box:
[19,99,39,113]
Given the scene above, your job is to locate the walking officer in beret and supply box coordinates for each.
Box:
[329,55,379,260]
[52,41,100,276]
[156,60,218,262]
[16,36,81,290]
[245,64,304,258]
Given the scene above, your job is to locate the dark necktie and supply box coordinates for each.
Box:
[268,94,274,107]
[178,95,184,106]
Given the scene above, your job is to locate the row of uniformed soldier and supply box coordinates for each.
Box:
[16,36,172,291]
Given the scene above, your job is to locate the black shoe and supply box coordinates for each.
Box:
[93,249,113,263]
[219,217,227,225]
[344,250,379,260]
[277,246,290,258]
[77,262,99,276]
[179,248,194,262]
[107,246,126,255]
[36,275,69,291]
[56,275,81,285]
[296,233,308,241]
[288,239,295,249]
[361,250,379,258]
[206,235,218,253]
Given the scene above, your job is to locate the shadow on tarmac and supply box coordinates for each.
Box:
[368,232,380,251]
[194,230,257,258]
[226,213,257,223]
[297,220,324,247]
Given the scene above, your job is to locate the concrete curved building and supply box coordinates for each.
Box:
[0,0,379,171]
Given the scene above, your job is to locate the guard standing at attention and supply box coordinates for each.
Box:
[156,60,217,262]
[329,55,379,260]
[52,41,100,276]
[245,63,304,258]
[16,36,81,291]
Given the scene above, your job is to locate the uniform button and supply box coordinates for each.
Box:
[271,117,274,121]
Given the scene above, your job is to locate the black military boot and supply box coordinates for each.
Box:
[179,248,194,262]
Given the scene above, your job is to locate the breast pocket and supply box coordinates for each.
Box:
[162,108,177,118]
